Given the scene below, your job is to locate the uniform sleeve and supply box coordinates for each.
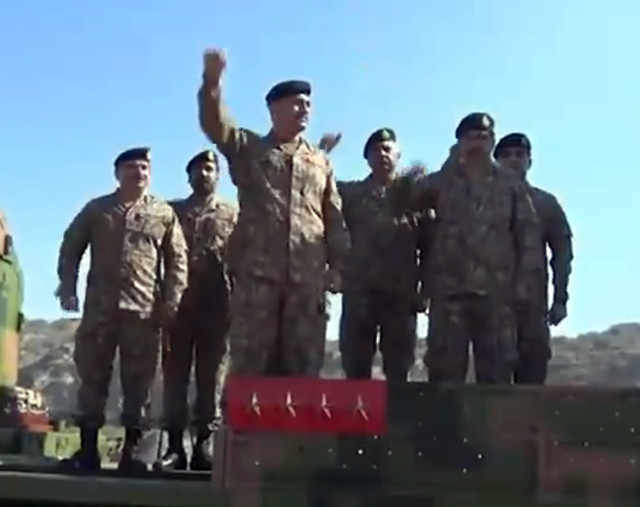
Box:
[323,165,350,273]
[512,183,543,299]
[56,202,93,297]
[197,82,258,185]
[335,180,354,231]
[415,210,434,300]
[160,209,189,310]
[546,195,573,304]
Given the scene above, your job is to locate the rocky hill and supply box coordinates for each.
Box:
[15,319,640,422]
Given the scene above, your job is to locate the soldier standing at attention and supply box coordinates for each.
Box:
[155,150,237,472]
[197,49,349,376]
[402,114,542,383]
[320,129,426,381]
[494,133,573,384]
[55,147,188,472]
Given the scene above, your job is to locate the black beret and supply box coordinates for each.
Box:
[493,133,531,158]
[186,150,218,173]
[265,80,311,104]
[363,127,396,158]
[455,113,495,139]
[114,147,151,167]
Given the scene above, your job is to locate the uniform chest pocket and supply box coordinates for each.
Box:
[300,163,327,199]
[126,214,166,246]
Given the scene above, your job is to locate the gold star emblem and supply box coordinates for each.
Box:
[320,393,333,418]
[354,394,369,421]
[205,150,214,161]
[285,391,297,417]
[248,392,261,416]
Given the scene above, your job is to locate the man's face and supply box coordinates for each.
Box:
[457,129,495,160]
[497,147,531,178]
[116,160,150,190]
[269,93,311,133]
[188,161,218,195]
[367,140,400,177]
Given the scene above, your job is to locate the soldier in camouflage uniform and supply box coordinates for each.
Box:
[154,150,237,472]
[401,114,542,383]
[323,129,426,381]
[55,147,188,472]
[197,49,349,376]
[494,133,573,384]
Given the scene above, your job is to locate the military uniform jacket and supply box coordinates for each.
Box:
[421,163,542,301]
[197,84,349,288]
[338,175,426,298]
[57,192,188,320]
[527,184,573,304]
[169,194,237,312]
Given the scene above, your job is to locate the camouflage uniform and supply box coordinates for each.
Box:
[513,185,572,383]
[57,183,188,470]
[337,175,426,381]
[159,193,236,469]
[197,81,349,376]
[493,133,573,384]
[416,162,541,384]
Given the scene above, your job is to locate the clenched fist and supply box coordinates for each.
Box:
[203,49,227,86]
[318,132,342,154]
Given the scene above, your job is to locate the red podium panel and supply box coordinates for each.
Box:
[225,376,387,435]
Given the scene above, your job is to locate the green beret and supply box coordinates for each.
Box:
[265,80,311,104]
[493,133,531,158]
[455,113,494,139]
[363,128,396,158]
[186,150,218,173]
[114,147,151,167]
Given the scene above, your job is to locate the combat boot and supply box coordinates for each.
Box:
[117,427,148,474]
[152,428,187,472]
[189,428,213,471]
[60,427,101,472]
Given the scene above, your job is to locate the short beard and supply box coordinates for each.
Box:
[193,181,215,196]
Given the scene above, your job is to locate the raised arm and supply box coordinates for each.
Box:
[198,49,253,182]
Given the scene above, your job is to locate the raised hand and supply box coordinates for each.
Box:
[318,132,342,154]
[203,48,227,85]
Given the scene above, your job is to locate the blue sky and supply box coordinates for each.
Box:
[0,1,637,339]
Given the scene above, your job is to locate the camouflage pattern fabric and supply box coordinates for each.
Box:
[339,290,417,382]
[336,175,425,381]
[56,192,188,319]
[163,194,237,430]
[337,175,425,297]
[197,84,349,288]
[56,192,188,428]
[515,185,573,385]
[227,276,328,376]
[426,296,516,383]
[408,162,541,383]
[73,310,161,429]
